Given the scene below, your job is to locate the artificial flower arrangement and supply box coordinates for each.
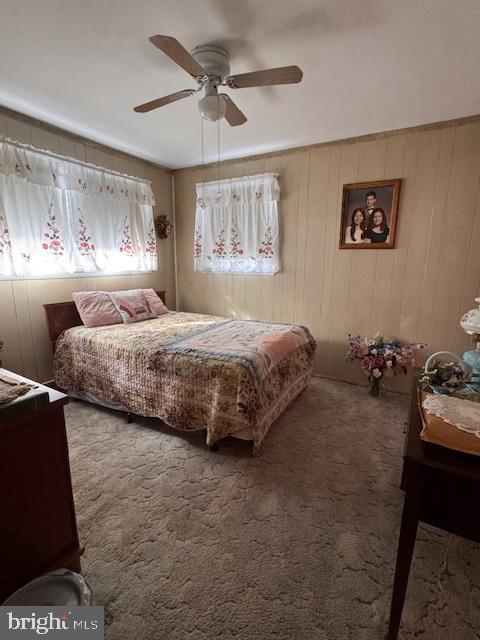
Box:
[417,360,473,395]
[154,214,173,239]
[346,333,425,396]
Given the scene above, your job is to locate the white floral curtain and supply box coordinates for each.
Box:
[194,173,280,275]
[0,138,157,277]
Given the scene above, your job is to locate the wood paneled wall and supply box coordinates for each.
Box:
[174,119,480,390]
[0,109,175,382]
[2,110,479,389]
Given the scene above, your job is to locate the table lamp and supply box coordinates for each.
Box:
[460,297,480,391]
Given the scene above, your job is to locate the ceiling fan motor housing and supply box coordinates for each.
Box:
[191,45,230,122]
[190,44,230,82]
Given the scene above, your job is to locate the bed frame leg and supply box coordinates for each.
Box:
[126,412,134,424]
[209,444,219,452]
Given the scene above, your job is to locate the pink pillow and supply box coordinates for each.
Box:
[108,290,157,324]
[142,289,169,315]
[72,291,122,328]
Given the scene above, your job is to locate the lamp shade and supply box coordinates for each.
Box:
[460,297,480,335]
[198,94,226,122]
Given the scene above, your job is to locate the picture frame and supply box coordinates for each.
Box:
[339,179,401,249]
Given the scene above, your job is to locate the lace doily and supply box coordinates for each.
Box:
[0,375,35,404]
[422,395,480,438]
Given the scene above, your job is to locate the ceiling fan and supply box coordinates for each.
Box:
[133,35,303,126]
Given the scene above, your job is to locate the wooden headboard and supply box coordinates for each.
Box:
[44,290,166,347]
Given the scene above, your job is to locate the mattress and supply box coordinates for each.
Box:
[53,311,316,451]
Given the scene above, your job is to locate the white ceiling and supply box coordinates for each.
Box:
[0,0,479,169]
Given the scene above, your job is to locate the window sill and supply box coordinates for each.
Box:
[0,270,157,282]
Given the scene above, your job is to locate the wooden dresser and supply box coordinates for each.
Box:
[0,369,82,602]
[388,379,480,638]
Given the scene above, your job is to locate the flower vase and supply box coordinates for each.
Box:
[369,377,381,397]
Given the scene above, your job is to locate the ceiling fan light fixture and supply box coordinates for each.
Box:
[134,35,303,126]
[198,94,226,122]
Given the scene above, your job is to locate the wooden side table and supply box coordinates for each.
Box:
[388,379,480,638]
[0,369,83,602]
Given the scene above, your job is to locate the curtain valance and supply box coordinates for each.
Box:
[196,172,279,208]
[0,138,155,206]
[194,173,280,275]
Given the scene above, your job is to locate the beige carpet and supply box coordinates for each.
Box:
[65,377,480,640]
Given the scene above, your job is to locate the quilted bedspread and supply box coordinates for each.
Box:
[53,312,316,450]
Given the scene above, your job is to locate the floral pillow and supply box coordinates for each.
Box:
[142,289,169,316]
[108,290,157,324]
[72,291,122,328]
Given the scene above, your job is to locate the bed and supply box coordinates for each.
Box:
[45,292,316,451]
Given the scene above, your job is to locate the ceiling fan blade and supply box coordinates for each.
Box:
[133,90,194,113]
[149,35,206,77]
[220,94,247,126]
[227,65,303,89]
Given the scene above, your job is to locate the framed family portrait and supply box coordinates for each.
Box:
[339,179,401,249]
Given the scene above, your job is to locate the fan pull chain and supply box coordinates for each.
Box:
[201,113,205,203]
[217,100,221,188]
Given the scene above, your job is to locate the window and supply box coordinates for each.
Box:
[194,173,280,275]
[0,138,157,278]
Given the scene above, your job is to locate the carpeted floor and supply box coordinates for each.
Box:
[65,377,480,640]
